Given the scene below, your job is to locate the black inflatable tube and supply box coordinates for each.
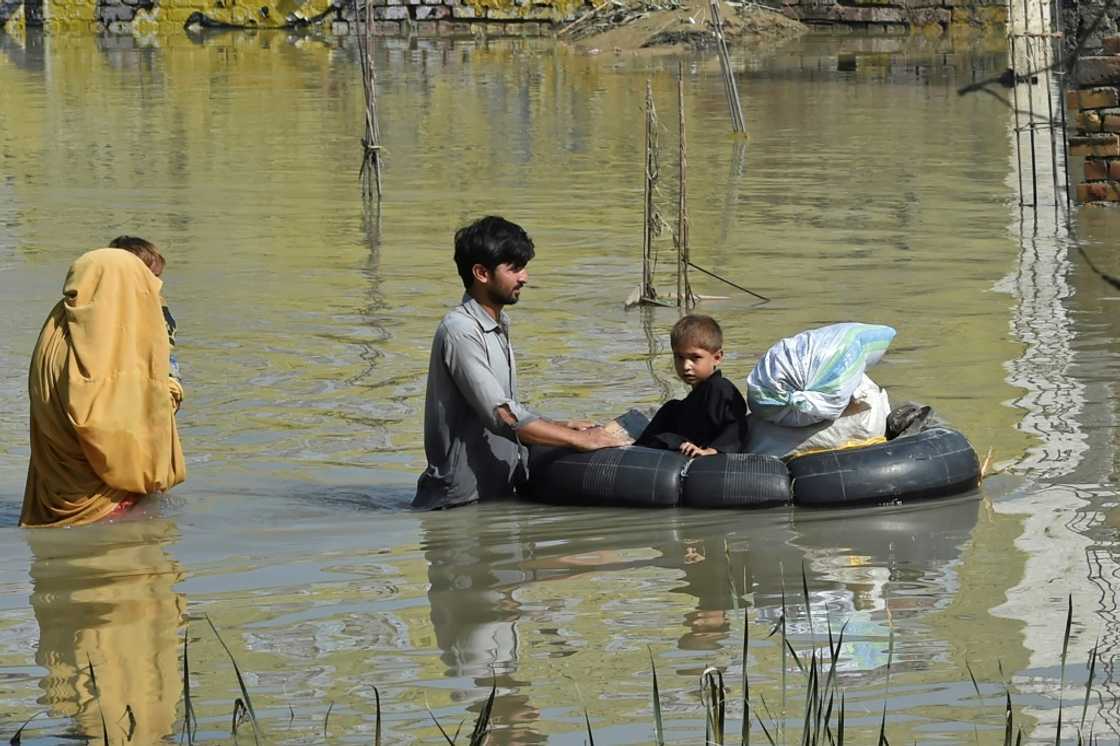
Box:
[525,446,792,508]
[524,428,979,509]
[682,453,792,508]
[524,445,687,507]
[787,427,980,507]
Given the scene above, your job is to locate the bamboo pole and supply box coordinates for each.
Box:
[642,81,659,303]
[676,62,694,309]
[709,0,746,134]
[358,0,384,202]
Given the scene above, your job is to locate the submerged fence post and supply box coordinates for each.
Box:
[358,0,384,202]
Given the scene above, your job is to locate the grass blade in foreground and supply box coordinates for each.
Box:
[9,711,45,745]
[1003,690,1014,746]
[741,610,751,746]
[424,698,459,746]
[87,658,110,746]
[205,616,262,745]
[1080,635,1098,731]
[801,563,816,650]
[702,667,725,746]
[180,627,196,745]
[649,648,665,746]
[468,678,496,746]
[1057,595,1072,746]
[373,686,382,746]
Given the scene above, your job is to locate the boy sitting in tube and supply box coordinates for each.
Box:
[635,314,749,457]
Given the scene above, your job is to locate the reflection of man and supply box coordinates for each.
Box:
[414,216,627,510]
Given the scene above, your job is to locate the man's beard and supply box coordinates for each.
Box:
[495,287,522,306]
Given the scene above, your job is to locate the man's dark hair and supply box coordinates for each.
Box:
[454,216,535,290]
[671,314,724,353]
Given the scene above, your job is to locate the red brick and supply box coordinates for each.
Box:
[1078,57,1120,87]
[1085,159,1109,180]
[1079,109,1103,131]
[1067,88,1120,110]
[1070,133,1120,156]
[1104,34,1120,55]
[1077,181,1120,202]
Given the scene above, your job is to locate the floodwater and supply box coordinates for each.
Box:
[0,25,1117,745]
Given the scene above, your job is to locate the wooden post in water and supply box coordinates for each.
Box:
[641,81,660,304]
[710,0,746,134]
[676,63,695,309]
[358,0,384,202]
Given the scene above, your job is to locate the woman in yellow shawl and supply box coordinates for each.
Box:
[21,248,187,527]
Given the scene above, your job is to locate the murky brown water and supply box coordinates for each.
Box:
[0,27,1118,744]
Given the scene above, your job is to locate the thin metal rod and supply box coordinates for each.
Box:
[1052,0,1073,217]
[1021,0,1040,209]
[1039,0,1060,221]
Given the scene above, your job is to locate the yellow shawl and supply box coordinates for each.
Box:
[21,248,187,527]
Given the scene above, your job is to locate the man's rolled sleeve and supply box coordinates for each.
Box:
[506,400,539,431]
[443,329,537,432]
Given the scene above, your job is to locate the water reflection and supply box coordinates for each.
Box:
[26,520,184,744]
[421,495,981,738]
[0,31,44,71]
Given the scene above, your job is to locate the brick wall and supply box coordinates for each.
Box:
[0,0,581,33]
[1,0,1012,34]
[1070,34,1120,202]
[780,0,1007,33]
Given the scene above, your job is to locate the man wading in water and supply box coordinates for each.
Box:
[414,216,628,510]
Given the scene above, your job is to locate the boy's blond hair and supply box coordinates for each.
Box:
[670,314,723,353]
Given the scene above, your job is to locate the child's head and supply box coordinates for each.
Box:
[670,314,724,387]
[109,235,165,278]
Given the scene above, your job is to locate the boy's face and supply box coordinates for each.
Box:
[672,345,723,387]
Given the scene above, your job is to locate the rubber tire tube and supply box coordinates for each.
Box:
[524,445,687,507]
[681,453,792,509]
[788,427,980,507]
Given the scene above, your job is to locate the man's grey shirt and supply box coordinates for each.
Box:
[414,294,539,510]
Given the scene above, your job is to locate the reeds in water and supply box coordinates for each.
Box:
[3,575,1103,744]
